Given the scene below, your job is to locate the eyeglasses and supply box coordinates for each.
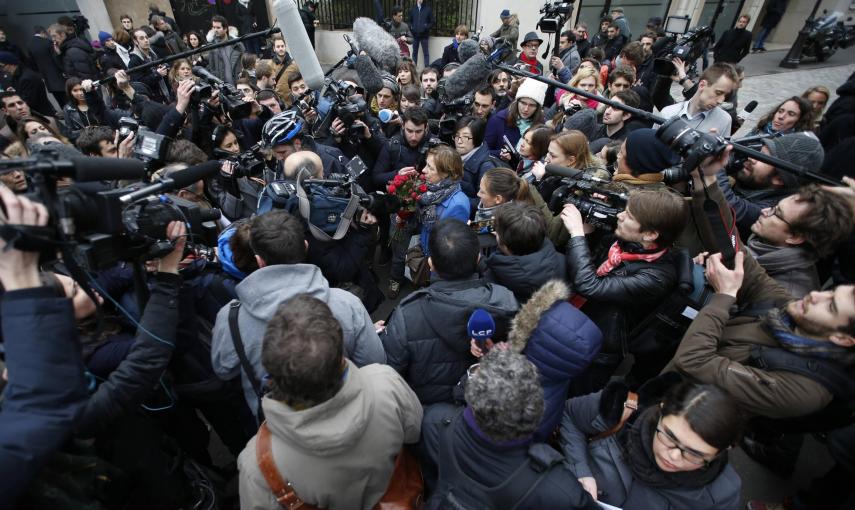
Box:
[655,419,716,466]
[766,204,793,229]
[453,134,472,141]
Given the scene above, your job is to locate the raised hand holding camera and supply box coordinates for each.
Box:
[0,186,48,291]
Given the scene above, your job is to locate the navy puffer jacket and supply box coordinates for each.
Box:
[509,279,602,440]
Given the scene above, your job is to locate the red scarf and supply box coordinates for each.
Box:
[596,241,668,276]
[569,241,668,309]
[519,53,540,75]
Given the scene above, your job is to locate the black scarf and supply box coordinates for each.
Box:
[618,406,728,489]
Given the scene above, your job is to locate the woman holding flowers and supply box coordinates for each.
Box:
[385,145,470,297]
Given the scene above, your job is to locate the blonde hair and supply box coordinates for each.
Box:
[569,67,603,92]
[552,130,598,169]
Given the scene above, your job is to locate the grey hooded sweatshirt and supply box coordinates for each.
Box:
[211,264,386,417]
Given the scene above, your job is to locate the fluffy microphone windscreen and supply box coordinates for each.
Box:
[440,53,491,101]
[457,39,480,63]
[353,17,401,74]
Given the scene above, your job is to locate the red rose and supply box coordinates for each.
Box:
[419,184,428,193]
[389,185,397,193]
[411,192,418,198]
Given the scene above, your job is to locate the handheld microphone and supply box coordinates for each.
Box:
[468,308,495,350]
[378,109,398,123]
[270,0,325,90]
[119,161,221,204]
[737,100,759,122]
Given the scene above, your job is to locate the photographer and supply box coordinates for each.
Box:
[263,110,349,179]
[0,188,87,505]
[128,28,171,104]
[326,93,385,175]
[718,132,825,238]
[560,187,688,394]
[206,125,265,220]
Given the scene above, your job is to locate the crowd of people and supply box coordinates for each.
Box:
[2,3,855,510]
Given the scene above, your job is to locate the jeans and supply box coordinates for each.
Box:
[412,36,430,66]
[754,26,771,49]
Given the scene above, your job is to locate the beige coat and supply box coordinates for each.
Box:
[238,360,423,510]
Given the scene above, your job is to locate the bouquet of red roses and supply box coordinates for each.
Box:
[387,172,427,226]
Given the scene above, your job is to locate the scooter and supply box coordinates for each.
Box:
[801,10,853,61]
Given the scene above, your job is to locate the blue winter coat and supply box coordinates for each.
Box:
[461,144,495,209]
[0,287,88,505]
[508,280,603,441]
[484,108,521,157]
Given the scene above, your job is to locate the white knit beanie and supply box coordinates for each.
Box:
[515,78,548,107]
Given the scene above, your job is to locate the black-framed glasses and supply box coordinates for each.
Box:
[767,204,793,229]
[453,134,472,141]
[655,419,717,466]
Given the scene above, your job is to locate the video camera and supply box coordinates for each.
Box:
[192,66,253,119]
[545,165,627,231]
[115,117,171,174]
[213,142,267,178]
[653,24,714,76]
[432,94,474,144]
[537,1,575,34]
[0,153,221,271]
[312,79,369,144]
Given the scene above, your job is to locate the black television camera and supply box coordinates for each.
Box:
[313,79,369,144]
[545,165,627,231]
[192,66,253,119]
[655,116,728,184]
[0,153,221,271]
[653,25,714,77]
[537,1,575,33]
[431,93,474,144]
[213,142,267,178]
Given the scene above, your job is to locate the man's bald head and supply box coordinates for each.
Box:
[283,150,323,179]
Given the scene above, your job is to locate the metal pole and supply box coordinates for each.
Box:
[779,0,822,69]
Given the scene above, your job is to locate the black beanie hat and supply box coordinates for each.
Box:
[625,128,680,174]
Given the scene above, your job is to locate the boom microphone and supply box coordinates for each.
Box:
[119,161,221,204]
[270,0,324,90]
[457,39,480,63]
[440,53,491,101]
[71,157,147,182]
[353,17,401,73]
[192,65,223,84]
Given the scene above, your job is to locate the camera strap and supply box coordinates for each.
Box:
[228,301,266,424]
[700,180,739,267]
[295,168,359,241]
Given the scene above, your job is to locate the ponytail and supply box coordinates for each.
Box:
[483,168,534,205]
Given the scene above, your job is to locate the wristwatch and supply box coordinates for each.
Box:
[678,76,689,85]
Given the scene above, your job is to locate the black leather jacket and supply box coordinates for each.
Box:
[565,235,678,356]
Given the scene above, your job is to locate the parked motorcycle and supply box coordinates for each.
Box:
[802,10,854,62]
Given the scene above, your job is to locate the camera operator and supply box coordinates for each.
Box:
[719,132,825,238]
[283,151,385,311]
[206,125,263,220]
[371,107,432,189]
[656,63,738,136]
[325,88,386,175]
[75,125,136,158]
[0,188,87,505]
[263,110,349,179]
[287,72,322,127]
[560,187,689,394]
[549,31,581,82]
